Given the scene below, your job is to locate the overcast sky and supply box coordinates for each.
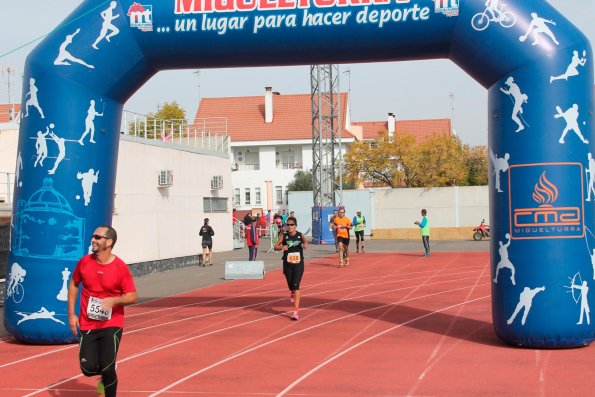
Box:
[0,0,593,146]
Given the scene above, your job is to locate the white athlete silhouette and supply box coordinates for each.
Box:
[489,149,509,193]
[54,28,94,69]
[34,127,50,167]
[554,104,588,144]
[571,280,590,325]
[48,130,66,175]
[485,0,502,20]
[550,50,587,83]
[23,77,45,119]
[591,249,595,281]
[493,233,515,285]
[57,267,71,301]
[586,153,595,201]
[519,12,559,46]
[500,76,528,132]
[15,151,23,188]
[6,262,26,300]
[77,168,100,206]
[92,1,120,49]
[507,286,546,325]
[78,100,104,145]
[16,307,65,326]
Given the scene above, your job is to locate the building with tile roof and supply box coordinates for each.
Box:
[194,89,454,212]
[0,104,20,125]
[350,113,452,142]
[194,87,354,212]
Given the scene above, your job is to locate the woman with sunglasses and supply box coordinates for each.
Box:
[274,216,308,321]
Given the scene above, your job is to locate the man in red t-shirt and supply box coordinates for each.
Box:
[68,226,137,397]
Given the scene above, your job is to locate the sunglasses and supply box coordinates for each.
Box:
[286,223,296,226]
[92,234,108,240]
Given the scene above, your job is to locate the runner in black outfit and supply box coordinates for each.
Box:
[199,218,215,266]
[274,216,308,321]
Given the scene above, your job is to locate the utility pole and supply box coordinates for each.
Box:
[193,69,201,105]
[449,92,455,134]
[1,66,16,120]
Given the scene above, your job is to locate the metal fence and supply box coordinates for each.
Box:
[122,111,230,154]
[0,172,14,206]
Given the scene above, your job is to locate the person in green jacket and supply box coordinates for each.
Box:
[352,210,366,253]
[414,209,430,256]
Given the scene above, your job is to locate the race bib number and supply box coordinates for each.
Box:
[287,252,301,264]
[87,296,112,321]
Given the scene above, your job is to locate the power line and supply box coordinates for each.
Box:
[0,0,111,60]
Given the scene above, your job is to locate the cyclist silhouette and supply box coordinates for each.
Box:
[471,1,516,31]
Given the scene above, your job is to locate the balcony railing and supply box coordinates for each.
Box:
[276,162,303,170]
[122,112,230,154]
[234,163,260,171]
[0,172,15,206]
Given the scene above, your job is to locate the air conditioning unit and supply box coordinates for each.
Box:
[211,175,223,190]
[157,170,173,187]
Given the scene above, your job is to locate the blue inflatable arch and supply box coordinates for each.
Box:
[4,0,593,346]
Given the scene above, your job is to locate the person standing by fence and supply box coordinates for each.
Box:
[245,216,260,261]
[199,218,214,266]
[414,209,431,256]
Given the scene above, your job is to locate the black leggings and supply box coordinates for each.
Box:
[355,231,364,243]
[422,235,430,254]
[283,262,304,291]
[79,327,122,397]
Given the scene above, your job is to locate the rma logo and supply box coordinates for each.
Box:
[509,163,584,240]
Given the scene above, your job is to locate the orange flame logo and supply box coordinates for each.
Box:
[532,171,558,205]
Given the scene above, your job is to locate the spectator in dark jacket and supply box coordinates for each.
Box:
[245,216,259,261]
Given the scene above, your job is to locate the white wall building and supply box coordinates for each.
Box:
[0,122,232,266]
[195,88,354,213]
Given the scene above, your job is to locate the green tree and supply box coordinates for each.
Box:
[464,144,488,186]
[415,134,469,187]
[287,170,313,191]
[127,101,187,139]
[344,131,486,188]
[344,131,420,188]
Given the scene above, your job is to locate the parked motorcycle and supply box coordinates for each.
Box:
[473,219,490,241]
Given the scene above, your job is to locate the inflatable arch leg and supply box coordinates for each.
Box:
[4,0,593,347]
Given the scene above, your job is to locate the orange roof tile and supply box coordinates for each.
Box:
[193,93,351,142]
[352,118,452,143]
[0,104,20,123]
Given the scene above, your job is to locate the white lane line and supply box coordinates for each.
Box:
[0,267,483,368]
[276,295,490,397]
[406,256,491,396]
[147,283,490,396]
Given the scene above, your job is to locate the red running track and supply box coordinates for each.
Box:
[1,252,594,396]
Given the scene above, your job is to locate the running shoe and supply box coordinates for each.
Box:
[97,380,105,397]
[345,257,350,266]
[291,311,299,321]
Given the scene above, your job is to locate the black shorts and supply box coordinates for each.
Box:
[283,261,304,291]
[201,242,212,249]
[355,230,364,241]
[337,236,350,246]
